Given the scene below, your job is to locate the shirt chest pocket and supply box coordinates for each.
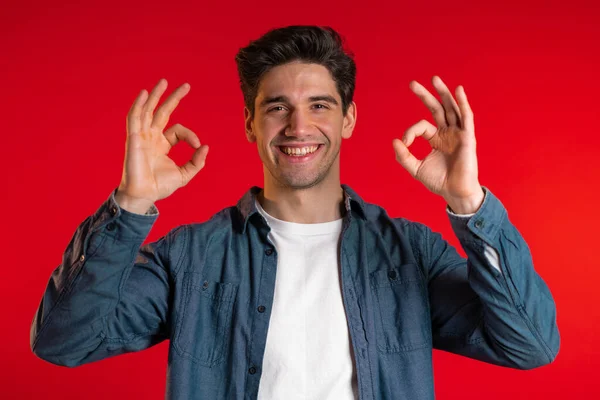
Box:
[370,263,432,353]
[174,272,238,367]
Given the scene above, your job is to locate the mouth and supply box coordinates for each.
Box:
[276,144,324,164]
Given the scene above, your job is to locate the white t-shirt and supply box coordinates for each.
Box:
[255,199,359,400]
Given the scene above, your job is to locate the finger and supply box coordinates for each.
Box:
[142,79,168,132]
[401,119,438,147]
[456,85,474,133]
[409,80,447,128]
[163,123,201,150]
[432,76,461,127]
[152,83,191,131]
[392,138,421,178]
[127,89,148,136]
[179,144,209,186]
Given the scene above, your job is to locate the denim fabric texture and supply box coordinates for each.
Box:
[30,184,560,400]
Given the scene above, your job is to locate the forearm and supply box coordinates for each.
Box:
[429,186,560,369]
[30,189,159,366]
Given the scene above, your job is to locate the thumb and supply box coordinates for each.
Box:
[180,144,209,185]
[392,138,419,177]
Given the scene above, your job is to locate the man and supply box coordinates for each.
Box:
[30,26,560,399]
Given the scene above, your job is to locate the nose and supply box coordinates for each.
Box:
[285,108,311,137]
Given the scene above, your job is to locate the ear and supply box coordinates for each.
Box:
[244,107,256,143]
[341,101,357,139]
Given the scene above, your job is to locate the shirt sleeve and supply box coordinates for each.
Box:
[445,188,501,273]
[418,185,560,369]
[30,188,184,367]
[110,190,160,216]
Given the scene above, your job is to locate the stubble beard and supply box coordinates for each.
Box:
[267,142,340,190]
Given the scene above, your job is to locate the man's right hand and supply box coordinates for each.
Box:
[115,79,209,214]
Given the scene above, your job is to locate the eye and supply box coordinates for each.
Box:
[312,103,329,110]
[268,106,286,113]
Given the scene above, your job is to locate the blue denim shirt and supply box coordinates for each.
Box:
[30,184,560,399]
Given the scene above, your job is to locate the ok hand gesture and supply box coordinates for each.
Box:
[393,76,485,214]
[116,79,209,213]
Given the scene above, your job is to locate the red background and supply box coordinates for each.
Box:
[2,0,599,398]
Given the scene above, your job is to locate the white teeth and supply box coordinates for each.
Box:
[281,145,319,156]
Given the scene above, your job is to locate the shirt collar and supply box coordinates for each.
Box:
[235,184,367,234]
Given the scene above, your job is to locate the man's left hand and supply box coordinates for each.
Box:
[393,75,485,214]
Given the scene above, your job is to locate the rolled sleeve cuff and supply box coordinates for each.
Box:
[446,186,507,246]
[109,188,159,216]
[88,188,159,241]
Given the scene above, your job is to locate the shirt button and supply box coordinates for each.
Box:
[110,206,117,216]
[257,305,266,313]
[475,219,484,229]
[80,255,85,262]
[202,281,209,290]
[264,248,273,256]
[248,366,257,375]
[106,222,116,231]
[388,270,397,280]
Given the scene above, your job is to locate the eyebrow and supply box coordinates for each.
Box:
[259,95,339,108]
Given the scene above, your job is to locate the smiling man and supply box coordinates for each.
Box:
[31,26,560,399]
[246,59,355,224]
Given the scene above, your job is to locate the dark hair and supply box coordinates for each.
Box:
[235,25,356,117]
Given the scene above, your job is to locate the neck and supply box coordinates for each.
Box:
[259,174,345,224]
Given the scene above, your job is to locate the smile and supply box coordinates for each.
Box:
[280,145,319,156]
[276,144,324,163]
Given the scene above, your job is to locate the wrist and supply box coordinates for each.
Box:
[114,189,155,215]
[445,187,485,215]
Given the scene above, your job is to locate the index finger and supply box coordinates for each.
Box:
[151,83,191,131]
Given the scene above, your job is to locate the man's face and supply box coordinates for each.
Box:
[245,61,356,190]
